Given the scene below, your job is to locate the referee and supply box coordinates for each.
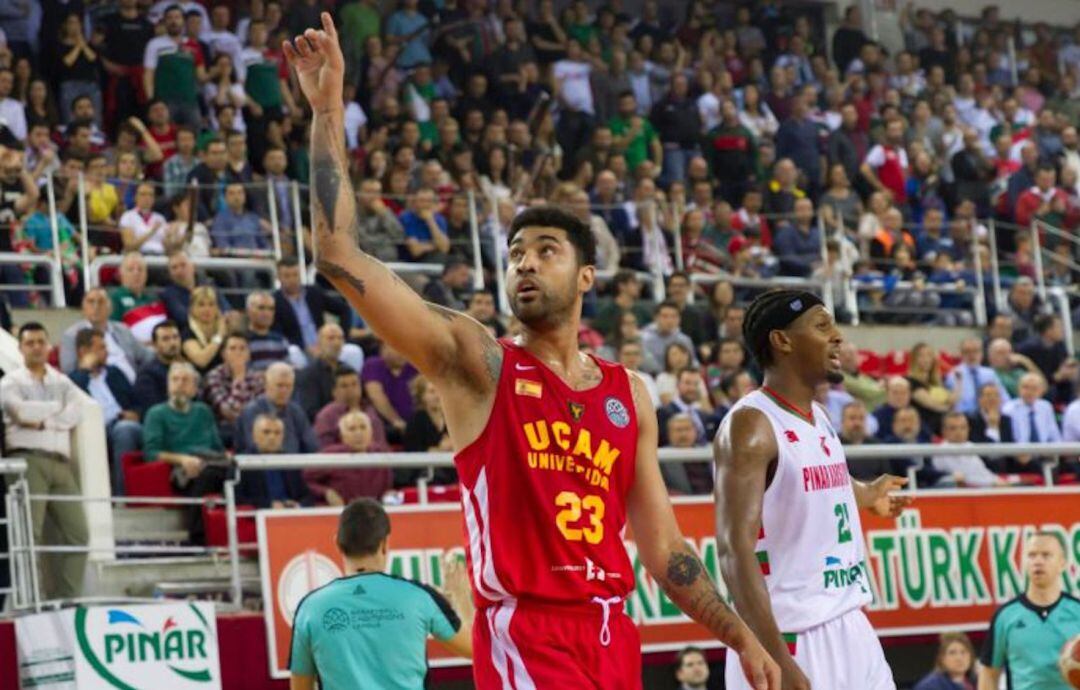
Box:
[979,531,1080,690]
[289,498,473,689]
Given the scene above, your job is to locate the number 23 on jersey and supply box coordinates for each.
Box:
[555,491,606,544]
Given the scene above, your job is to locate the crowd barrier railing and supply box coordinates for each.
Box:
[3,441,1077,614]
[87,253,279,291]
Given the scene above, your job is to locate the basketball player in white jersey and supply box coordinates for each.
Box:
[715,290,912,689]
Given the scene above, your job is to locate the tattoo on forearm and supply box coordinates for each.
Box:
[663,547,741,643]
[667,551,704,586]
[312,155,341,226]
[316,259,366,296]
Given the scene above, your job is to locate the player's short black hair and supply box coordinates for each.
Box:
[507,205,596,267]
[337,498,391,558]
[743,289,824,369]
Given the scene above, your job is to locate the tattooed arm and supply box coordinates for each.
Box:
[283,15,500,398]
[714,407,809,690]
[626,373,779,690]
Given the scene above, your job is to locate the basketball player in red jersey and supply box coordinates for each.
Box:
[284,14,779,689]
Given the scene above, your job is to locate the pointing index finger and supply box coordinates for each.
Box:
[321,11,338,39]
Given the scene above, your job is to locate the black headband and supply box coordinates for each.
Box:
[744,290,824,361]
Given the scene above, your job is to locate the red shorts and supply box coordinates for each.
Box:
[472,598,642,689]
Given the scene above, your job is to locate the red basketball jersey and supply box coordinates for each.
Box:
[454,340,638,608]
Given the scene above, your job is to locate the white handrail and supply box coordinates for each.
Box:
[77,172,90,295]
[266,180,282,264]
[466,190,484,292]
[44,173,67,308]
[233,442,1080,471]
[0,254,63,304]
[0,459,26,474]
[291,181,308,285]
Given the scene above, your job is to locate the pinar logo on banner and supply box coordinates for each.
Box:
[17,602,222,689]
[257,490,1080,679]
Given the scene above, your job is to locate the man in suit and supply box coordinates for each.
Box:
[967,382,1015,444]
[235,362,319,455]
[872,376,913,439]
[69,328,142,496]
[272,256,350,352]
[235,415,313,509]
[945,337,1010,415]
[294,324,346,420]
[1002,372,1062,474]
[657,367,717,446]
[60,288,153,384]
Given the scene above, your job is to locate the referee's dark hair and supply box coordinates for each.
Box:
[337,498,391,558]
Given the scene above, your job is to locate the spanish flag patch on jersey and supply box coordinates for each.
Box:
[515,379,543,398]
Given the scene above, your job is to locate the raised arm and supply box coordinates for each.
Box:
[625,374,778,690]
[283,14,498,394]
[714,407,809,690]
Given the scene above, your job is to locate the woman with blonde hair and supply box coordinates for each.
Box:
[913,632,976,690]
[907,342,960,435]
[403,376,457,485]
[182,285,228,374]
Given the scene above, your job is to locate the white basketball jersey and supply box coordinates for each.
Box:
[721,389,872,633]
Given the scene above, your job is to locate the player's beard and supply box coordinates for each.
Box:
[509,278,576,329]
[825,370,844,385]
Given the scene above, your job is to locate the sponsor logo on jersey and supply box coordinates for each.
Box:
[822,557,868,593]
[515,378,543,398]
[569,401,585,422]
[820,435,831,457]
[802,462,851,492]
[522,419,622,490]
[784,430,799,443]
[605,396,630,428]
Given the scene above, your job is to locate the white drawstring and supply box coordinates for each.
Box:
[591,595,623,647]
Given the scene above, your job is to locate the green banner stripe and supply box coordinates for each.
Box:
[20,656,74,668]
[22,672,77,687]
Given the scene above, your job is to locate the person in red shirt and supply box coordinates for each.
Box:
[861,118,909,205]
[283,14,781,690]
[143,99,177,180]
[1014,164,1069,228]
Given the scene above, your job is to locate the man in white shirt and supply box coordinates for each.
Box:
[1,323,88,599]
[553,39,596,116]
[0,67,26,141]
[119,182,169,254]
[931,412,1008,487]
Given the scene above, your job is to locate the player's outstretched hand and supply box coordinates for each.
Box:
[867,474,914,518]
[737,639,781,690]
[441,555,474,626]
[281,12,344,113]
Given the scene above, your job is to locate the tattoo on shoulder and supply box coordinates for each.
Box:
[425,303,458,322]
[666,550,704,587]
[482,340,503,384]
[316,259,366,297]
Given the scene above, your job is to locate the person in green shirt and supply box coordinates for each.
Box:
[338,0,382,75]
[290,498,473,690]
[109,253,160,324]
[838,341,887,411]
[979,532,1080,690]
[609,91,661,174]
[142,361,225,543]
[987,338,1041,399]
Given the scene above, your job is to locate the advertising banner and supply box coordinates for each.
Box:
[258,489,1080,679]
[16,602,222,689]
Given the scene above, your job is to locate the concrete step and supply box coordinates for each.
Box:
[88,555,260,600]
[111,507,186,539]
